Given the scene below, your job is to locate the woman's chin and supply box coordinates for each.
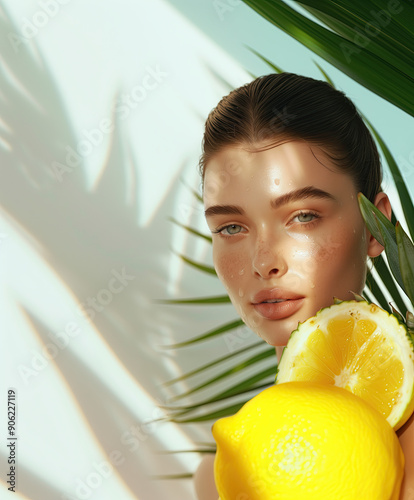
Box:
[245,317,298,347]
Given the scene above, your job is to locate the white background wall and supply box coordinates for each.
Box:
[0,1,413,499]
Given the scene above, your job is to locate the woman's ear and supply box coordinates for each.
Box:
[367,192,392,258]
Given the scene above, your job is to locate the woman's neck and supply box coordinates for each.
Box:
[275,345,285,363]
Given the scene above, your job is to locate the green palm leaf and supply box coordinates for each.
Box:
[171,402,246,423]
[169,217,212,243]
[163,318,244,348]
[169,378,274,423]
[160,295,231,305]
[396,222,414,305]
[362,118,414,238]
[358,193,405,292]
[371,254,408,316]
[164,341,264,385]
[297,1,414,75]
[175,254,217,276]
[169,346,275,401]
[241,0,414,116]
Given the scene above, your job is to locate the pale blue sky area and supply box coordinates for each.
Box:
[167,0,414,196]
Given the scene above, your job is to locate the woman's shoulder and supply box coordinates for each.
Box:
[193,453,219,500]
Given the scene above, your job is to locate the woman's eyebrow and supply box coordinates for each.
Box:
[204,186,336,218]
[270,186,336,209]
[205,204,244,218]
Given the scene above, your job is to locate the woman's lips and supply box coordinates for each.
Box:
[253,298,305,320]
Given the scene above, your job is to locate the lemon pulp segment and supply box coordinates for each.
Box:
[276,301,414,429]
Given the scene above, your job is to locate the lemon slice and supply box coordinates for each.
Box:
[276,300,414,430]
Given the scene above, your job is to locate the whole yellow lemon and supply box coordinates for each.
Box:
[212,381,404,500]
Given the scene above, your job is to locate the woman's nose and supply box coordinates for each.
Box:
[252,237,287,279]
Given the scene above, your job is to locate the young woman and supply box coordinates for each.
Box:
[193,73,414,499]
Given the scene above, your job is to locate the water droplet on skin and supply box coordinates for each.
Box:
[239,269,245,276]
[310,283,315,289]
[353,229,356,234]
[238,288,244,297]
[274,178,280,185]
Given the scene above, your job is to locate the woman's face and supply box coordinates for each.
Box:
[203,141,371,346]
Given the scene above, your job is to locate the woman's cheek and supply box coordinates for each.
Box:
[213,248,246,292]
[310,226,367,292]
[288,230,351,284]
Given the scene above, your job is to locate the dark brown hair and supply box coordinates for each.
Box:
[199,73,382,201]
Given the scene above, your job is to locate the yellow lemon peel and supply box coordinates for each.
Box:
[213,382,404,500]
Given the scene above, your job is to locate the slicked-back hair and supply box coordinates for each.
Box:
[199,73,382,201]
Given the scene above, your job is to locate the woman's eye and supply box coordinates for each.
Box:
[216,224,243,235]
[294,212,320,224]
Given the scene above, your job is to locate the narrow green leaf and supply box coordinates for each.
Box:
[361,114,414,239]
[371,254,408,317]
[163,380,273,423]
[246,46,284,73]
[247,70,258,80]
[391,210,397,227]
[176,254,216,276]
[168,369,274,415]
[313,61,335,87]
[170,382,273,422]
[191,188,203,204]
[168,381,271,411]
[164,340,264,384]
[151,474,194,480]
[377,218,406,293]
[195,368,275,405]
[170,347,275,401]
[358,193,405,292]
[406,311,414,332]
[206,64,241,92]
[390,304,405,324]
[168,217,212,243]
[358,193,386,246]
[162,319,243,349]
[179,177,203,204]
[349,291,366,302]
[158,295,231,305]
[171,402,246,423]
[155,448,216,454]
[396,222,414,305]
[364,271,388,311]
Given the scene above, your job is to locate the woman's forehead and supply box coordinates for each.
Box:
[203,141,351,205]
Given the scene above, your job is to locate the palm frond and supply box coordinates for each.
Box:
[241,0,414,116]
[162,319,244,348]
[159,295,231,305]
[169,346,275,401]
[363,122,414,238]
[169,217,212,243]
[174,253,217,276]
[396,222,414,305]
[163,340,264,384]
